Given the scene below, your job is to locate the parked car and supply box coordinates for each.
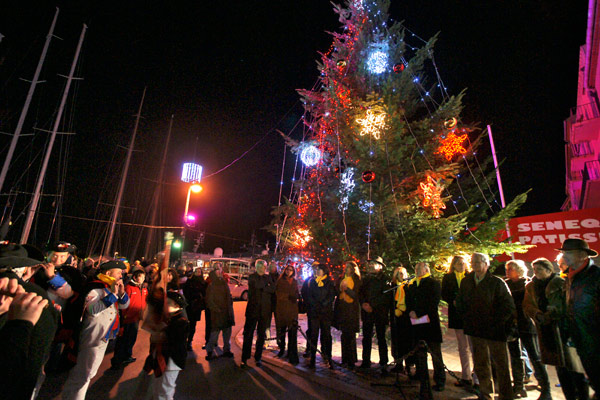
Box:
[228,275,249,301]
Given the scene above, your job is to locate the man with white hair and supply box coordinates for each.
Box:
[557,238,600,395]
[241,259,275,367]
[457,252,515,400]
[505,259,550,399]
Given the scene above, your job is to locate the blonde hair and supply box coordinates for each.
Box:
[506,259,528,277]
[449,255,470,273]
[344,261,361,278]
[392,266,408,283]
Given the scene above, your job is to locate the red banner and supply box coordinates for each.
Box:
[503,208,600,262]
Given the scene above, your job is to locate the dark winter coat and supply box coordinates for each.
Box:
[206,271,235,330]
[456,271,516,342]
[306,275,336,321]
[245,272,276,320]
[0,272,59,400]
[359,272,392,325]
[565,260,600,362]
[333,274,361,333]
[441,272,464,329]
[163,310,189,369]
[523,274,581,368]
[275,272,299,328]
[406,276,443,343]
[183,274,206,321]
[505,277,536,334]
[300,278,312,315]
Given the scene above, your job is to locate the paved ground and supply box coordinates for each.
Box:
[38,300,568,399]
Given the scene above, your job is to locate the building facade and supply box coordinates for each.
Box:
[564,0,600,210]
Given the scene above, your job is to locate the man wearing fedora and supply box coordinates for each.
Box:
[359,256,392,373]
[62,260,130,400]
[558,238,600,396]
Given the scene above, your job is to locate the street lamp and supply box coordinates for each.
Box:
[184,183,202,226]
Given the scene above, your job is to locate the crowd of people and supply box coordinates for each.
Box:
[0,238,598,400]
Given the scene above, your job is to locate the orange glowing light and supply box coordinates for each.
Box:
[292,228,312,249]
[436,131,468,161]
[419,176,446,218]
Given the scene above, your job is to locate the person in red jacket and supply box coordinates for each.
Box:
[111,268,147,369]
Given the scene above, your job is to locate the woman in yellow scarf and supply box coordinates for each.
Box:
[390,266,415,375]
[333,261,361,369]
[306,263,336,369]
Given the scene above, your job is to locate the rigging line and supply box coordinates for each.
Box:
[466,135,502,204]
[461,155,494,212]
[203,101,303,180]
[35,210,184,229]
[384,140,411,261]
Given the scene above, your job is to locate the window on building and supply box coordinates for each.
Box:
[571,141,593,157]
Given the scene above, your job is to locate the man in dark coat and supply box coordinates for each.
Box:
[205,266,234,360]
[457,252,516,400]
[300,262,318,358]
[406,262,445,391]
[558,238,600,394]
[182,267,206,350]
[359,256,392,373]
[306,263,336,369]
[241,259,275,367]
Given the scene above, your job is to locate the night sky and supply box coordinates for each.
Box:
[0,0,588,257]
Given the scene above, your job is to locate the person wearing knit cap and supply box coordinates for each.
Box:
[359,256,392,373]
[62,260,130,400]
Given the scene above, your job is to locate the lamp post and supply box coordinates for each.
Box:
[180,183,202,263]
[184,183,202,225]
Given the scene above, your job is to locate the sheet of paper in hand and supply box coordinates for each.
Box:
[410,314,430,325]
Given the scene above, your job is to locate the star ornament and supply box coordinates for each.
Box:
[356,109,386,140]
[436,131,468,161]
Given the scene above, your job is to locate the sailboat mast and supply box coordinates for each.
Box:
[143,114,174,260]
[21,23,87,244]
[0,8,59,195]
[105,87,147,257]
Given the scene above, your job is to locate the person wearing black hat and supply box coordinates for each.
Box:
[31,241,78,310]
[0,243,59,400]
[62,260,130,400]
[558,238,600,395]
[148,291,189,400]
[359,256,392,373]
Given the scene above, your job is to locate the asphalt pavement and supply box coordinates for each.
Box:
[38,300,567,400]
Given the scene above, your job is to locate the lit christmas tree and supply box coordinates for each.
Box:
[272,0,528,272]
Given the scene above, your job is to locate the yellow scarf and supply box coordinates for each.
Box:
[415,272,431,286]
[339,276,355,303]
[316,274,328,287]
[394,282,407,317]
[454,271,465,288]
